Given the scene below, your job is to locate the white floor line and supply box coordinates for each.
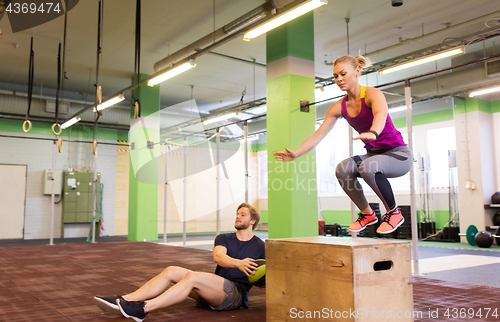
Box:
[414,254,500,274]
[157,240,214,247]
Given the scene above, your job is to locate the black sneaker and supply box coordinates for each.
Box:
[118,298,147,322]
[94,295,123,314]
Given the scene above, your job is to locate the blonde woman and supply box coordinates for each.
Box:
[274,55,412,234]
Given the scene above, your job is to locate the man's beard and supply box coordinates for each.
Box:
[235,222,251,230]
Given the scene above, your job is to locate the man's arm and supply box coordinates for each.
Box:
[213,245,258,277]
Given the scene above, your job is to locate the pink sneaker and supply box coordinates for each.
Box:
[376,209,404,234]
[348,211,378,233]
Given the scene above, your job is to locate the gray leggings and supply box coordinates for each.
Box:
[335,146,413,213]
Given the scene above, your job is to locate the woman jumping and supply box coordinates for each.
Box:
[274,55,413,234]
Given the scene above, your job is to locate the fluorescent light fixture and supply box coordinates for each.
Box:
[96,94,125,111]
[469,86,500,97]
[388,105,407,114]
[239,135,259,143]
[379,47,464,75]
[243,0,328,41]
[148,61,196,86]
[203,113,236,125]
[61,116,81,129]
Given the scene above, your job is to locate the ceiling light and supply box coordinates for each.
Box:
[469,86,500,97]
[379,47,464,75]
[61,116,81,129]
[242,0,328,41]
[388,105,407,114]
[239,135,259,143]
[96,94,125,111]
[148,61,196,86]
[203,113,237,125]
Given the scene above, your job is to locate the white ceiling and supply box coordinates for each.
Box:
[1,0,500,119]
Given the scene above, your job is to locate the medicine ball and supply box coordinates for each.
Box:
[493,211,500,227]
[492,192,500,204]
[248,259,265,287]
[474,231,494,248]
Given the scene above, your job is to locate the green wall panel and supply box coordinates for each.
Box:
[266,73,318,238]
[128,73,160,241]
[417,210,451,230]
[266,11,314,63]
[454,98,500,115]
[266,10,317,238]
[491,100,500,114]
[260,210,268,224]
[393,108,454,129]
[321,210,352,227]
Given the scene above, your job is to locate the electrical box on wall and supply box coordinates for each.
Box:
[42,170,63,195]
[62,171,101,228]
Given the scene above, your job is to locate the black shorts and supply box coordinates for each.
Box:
[195,279,243,311]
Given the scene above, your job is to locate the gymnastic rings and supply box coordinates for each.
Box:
[134,100,139,119]
[96,85,102,104]
[51,123,62,136]
[93,140,98,155]
[58,137,63,153]
[22,120,32,133]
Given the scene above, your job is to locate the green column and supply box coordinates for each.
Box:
[128,74,160,241]
[266,12,318,238]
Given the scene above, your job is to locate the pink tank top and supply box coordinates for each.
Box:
[341,86,406,151]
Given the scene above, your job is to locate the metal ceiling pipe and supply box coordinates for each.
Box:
[0,89,96,106]
[382,64,498,106]
[0,112,130,130]
[0,0,12,21]
[271,0,296,7]
[365,10,500,57]
[66,0,302,123]
[153,0,295,72]
[206,51,266,67]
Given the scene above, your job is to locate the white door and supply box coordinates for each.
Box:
[0,164,27,239]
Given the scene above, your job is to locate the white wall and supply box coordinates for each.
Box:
[494,112,500,192]
[155,145,259,235]
[0,132,117,239]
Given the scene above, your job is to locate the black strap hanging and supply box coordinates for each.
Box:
[132,0,141,118]
[23,36,34,133]
[93,0,104,155]
[61,0,69,99]
[94,0,102,109]
[54,0,68,152]
[239,86,246,105]
[56,42,61,123]
[51,42,62,136]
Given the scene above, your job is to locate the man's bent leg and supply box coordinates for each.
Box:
[144,271,226,312]
[124,266,192,302]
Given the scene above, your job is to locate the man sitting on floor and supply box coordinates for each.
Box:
[94,202,265,322]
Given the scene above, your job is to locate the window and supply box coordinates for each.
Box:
[425,126,456,189]
[316,118,349,194]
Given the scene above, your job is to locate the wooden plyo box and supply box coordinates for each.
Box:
[266,237,413,322]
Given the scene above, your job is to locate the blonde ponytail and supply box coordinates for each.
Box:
[334,55,372,69]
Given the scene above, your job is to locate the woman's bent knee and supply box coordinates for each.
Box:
[336,159,356,180]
